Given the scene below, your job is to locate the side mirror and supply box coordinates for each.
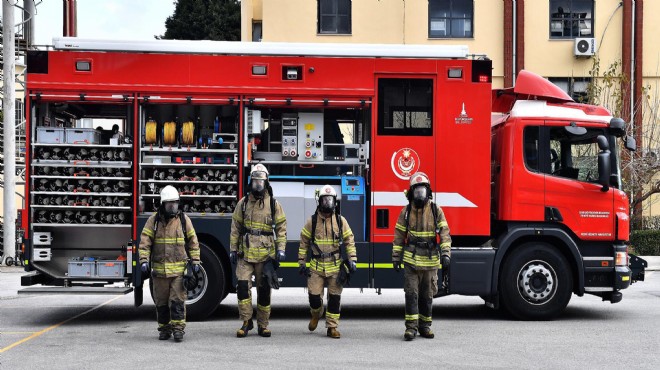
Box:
[625,136,637,151]
[597,135,611,192]
[609,118,626,137]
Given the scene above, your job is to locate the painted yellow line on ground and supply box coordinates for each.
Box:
[0,295,122,353]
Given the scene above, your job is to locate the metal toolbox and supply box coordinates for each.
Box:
[67,258,96,277]
[36,127,66,144]
[65,128,101,144]
[96,260,126,278]
[33,232,53,245]
[33,248,52,261]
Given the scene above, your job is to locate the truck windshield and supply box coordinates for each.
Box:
[547,127,618,187]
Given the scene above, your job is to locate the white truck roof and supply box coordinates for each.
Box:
[52,37,469,59]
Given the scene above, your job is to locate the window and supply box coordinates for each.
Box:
[378,78,433,136]
[550,0,593,38]
[545,126,604,183]
[318,0,351,34]
[523,126,540,172]
[429,0,474,38]
[252,21,262,42]
[548,77,591,103]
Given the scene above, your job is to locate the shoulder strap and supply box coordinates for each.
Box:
[403,203,411,244]
[310,211,318,246]
[430,202,439,247]
[179,212,191,256]
[153,211,160,235]
[335,211,343,248]
[270,194,277,233]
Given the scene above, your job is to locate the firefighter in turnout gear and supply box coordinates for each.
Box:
[230,164,287,337]
[139,185,200,342]
[299,185,357,339]
[392,172,451,341]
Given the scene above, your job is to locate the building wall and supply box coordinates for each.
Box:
[241,0,660,216]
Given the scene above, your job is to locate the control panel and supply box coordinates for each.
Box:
[281,113,298,160]
[298,112,324,161]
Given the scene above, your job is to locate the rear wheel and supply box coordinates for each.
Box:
[499,242,573,320]
[149,242,227,321]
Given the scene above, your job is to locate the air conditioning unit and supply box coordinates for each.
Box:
[574,38,596,57]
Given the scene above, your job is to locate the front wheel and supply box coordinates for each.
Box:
[499,242,573,320]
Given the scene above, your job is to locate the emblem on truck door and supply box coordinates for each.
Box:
[391,148,420,180]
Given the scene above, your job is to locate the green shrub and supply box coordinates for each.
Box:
[629,230,660,256]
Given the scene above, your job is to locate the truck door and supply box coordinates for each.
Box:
[541,123,615,241]
[371,77,436,255]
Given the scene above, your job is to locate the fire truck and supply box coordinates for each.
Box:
[18,38,646,320]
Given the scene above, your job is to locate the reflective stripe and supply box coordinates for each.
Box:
[276,216,286,223]
[405,314,419,321]
[238,298,252,305]
[257,304,271,312]
[244,220,272,231]
[419,314,432,322]
[301,228,312,238]
[395,223,407,232]
[233,213,243,222]
[154,238,185,245]
[403,251,440,267]
[342,230,352,238]
[309,259,341,273]
[170,319,185,324]
[186,229,196,238]
[393,245,403,252]
[151,261,187,275]
[142,228,155,237]
[440,242,451,248]
[408,230,435,237]
[326,312,340,320]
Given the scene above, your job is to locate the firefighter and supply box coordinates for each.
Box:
[230,164,287,337]
[298,185,357,339]
[392,172,451,341]
[139,185,200,342]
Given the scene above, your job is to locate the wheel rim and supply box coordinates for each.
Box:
[186,266,209,304]
[517,260,557,305]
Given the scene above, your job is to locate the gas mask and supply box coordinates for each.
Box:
[251,179,266,197]
[412,185,429,208]
[162,201,179,218]
[319,195,336,214]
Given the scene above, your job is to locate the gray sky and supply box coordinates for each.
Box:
[33,0,176,45]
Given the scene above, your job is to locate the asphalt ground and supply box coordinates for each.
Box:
[0,264,659,370]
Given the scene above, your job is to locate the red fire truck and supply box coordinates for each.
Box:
[19,38,645,320]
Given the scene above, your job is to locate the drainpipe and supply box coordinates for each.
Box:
[515,0,524,80]
[504,0,514,87]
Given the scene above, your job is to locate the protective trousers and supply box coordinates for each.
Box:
[403,265,438,331]
[307,272,343,328]
[236,259,271,328]
[152,275,187,332]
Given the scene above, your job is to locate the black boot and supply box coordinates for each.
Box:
[173,330,184,342]
[236,320,254,338]
[159,330,172,340]
[404,328,417,341]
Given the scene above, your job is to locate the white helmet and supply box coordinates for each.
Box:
[318,184,337,199]
[251,163,269,180]
[409,172,430,187]
[317,185,337,213]
[160,185,180,203]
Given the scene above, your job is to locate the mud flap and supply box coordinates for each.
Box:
[629,254,647,283]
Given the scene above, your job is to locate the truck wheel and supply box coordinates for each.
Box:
[499,242,573,320]
[148,242,226,321]
[186,242,226,320]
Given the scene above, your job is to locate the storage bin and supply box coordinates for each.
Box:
[33,248,52,261]
[68,259,96,277]
[96,260,126,277]
[66,128,101,144]
[37,127,66,144]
